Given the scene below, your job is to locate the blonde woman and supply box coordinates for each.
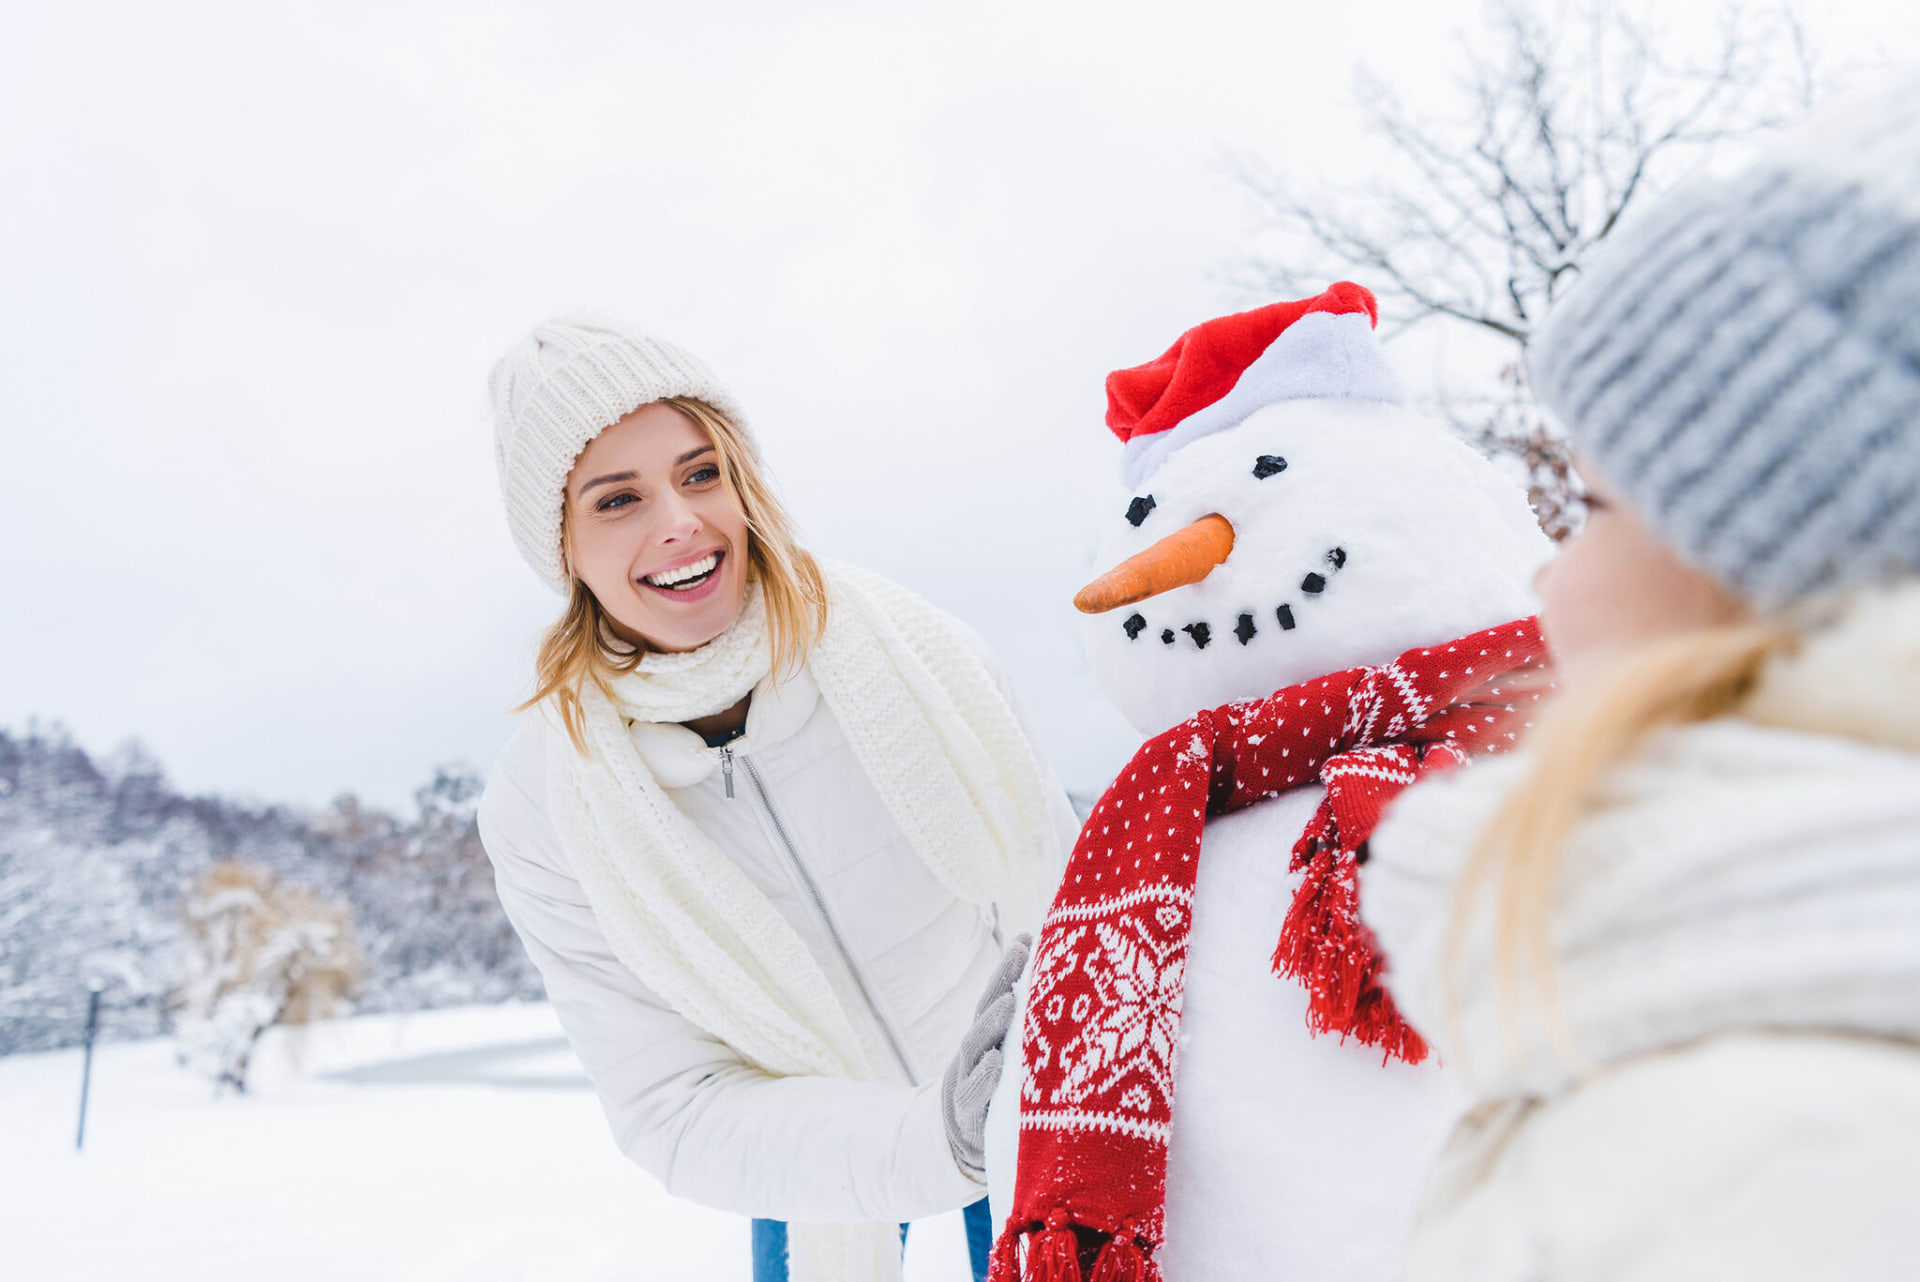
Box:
[476,318,1076,1282]
[1362,85,1920,1281]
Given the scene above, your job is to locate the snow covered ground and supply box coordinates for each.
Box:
[2,1003,976,1281]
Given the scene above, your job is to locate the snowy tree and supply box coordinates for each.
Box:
[174,862,359,1093]
[1237,0,1825,538]
[0,725,176,1049]
[0,726,541,1059]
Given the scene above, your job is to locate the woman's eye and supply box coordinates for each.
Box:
[686,466,722,485]
[597,493,636,512]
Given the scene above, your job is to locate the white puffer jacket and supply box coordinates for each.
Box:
[478,650,1080,1225]
[1364,584,1920,1281]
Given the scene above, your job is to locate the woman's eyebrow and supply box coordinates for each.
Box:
[677,445,715,465]
[575,470,637,498]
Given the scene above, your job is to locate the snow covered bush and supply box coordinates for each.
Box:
[174,862,359,1093]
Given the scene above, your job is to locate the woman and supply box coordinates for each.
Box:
[476,317,1077,1282]
[1363,84,1920,1280]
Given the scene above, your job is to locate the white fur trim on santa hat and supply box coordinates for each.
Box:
[1120,311,1406,489]
[489,316,749,593]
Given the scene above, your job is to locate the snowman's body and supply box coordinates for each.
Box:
[987,788,1463,1278]
[987,391,1549,1279]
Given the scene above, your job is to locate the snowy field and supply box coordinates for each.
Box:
[2,1003,976,1281]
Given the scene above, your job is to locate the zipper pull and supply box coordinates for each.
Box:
[718,745,735,799]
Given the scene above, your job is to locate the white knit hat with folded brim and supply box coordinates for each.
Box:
[489,316,751,593]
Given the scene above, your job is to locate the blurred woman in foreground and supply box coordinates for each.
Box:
[1366,80,1920,1281]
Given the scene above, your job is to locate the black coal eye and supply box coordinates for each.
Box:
[1125,495,1156,526]
[1252,455,1287,479]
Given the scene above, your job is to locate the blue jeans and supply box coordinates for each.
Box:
[751,1197,994,1282]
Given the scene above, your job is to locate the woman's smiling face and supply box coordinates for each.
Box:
[564,401,752,654]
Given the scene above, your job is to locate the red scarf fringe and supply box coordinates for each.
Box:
[1275,826,1429,1063]
[991,1213,1161,1282]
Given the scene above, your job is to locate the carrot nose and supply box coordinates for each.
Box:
[1073,514,1235,614]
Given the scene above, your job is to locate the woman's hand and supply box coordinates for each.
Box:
[941,933,1032,1180]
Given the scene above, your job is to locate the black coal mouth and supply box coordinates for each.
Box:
[1118,546,1347,651]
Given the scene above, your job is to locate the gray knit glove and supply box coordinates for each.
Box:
[942,932,1032,1180]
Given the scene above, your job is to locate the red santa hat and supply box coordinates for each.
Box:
[1107,282,1405,488]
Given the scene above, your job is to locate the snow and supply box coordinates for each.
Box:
[1,1003,977,1281]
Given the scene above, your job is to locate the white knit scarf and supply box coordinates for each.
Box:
[547,562,1061,1282]
[1365,583,1920,1105]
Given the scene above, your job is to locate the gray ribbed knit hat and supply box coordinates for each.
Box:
[489,316,749,592]
[1529,77,1920,609]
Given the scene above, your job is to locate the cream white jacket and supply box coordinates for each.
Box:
[1364,584,1920,1281]
[478,652,1079,1225]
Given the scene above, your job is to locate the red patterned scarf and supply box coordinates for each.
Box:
[990,618,1548,1282]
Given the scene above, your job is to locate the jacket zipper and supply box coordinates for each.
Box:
[724,749,919,1086]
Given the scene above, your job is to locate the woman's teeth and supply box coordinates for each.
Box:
[646,552,720,589]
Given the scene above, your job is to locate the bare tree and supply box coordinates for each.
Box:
[174,862,359,1094]
[1237,0,1820,536]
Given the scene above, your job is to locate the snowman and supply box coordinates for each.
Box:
[984,283,1551,1281]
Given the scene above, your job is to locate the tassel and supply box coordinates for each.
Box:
[1350,973,1430,1064]
[1273,835,1428,1064]
[1088,1222,1156,1282]
[1022,1209,1084,1282]
[1274,842,1369,1019]
[987,1226,1023,1282]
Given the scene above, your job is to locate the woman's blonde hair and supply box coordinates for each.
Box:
[517,396,828,752]
[1445,617,1799,1058]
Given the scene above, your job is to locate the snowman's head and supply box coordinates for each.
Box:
[1080,398,1551,737]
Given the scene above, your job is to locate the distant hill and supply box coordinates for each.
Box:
[0,725,541,1055]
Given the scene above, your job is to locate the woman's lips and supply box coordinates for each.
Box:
[639,549,727,603]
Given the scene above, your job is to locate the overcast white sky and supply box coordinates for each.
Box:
[3,0,1914,810]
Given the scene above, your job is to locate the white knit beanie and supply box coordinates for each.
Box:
[489,316,750,592]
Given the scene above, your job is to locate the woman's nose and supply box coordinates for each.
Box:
[654,492,704,543]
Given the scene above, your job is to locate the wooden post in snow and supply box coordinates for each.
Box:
[75,984,102,1151]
